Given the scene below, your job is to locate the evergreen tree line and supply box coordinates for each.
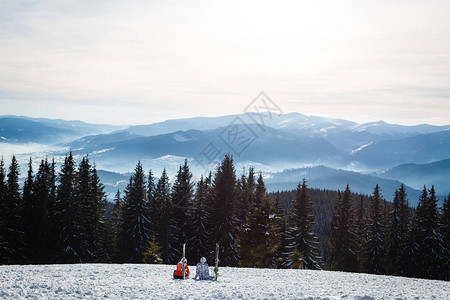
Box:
[0,154,109,264]
[0,154,320,270]
[117,154,320,270]
[0,154,448,281]
[273,184,449,280]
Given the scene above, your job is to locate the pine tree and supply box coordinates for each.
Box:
[153,169,177,264]
[238,174,280,267]
[90,166,110,262]
[48,159,57,260]
[284,179,320,269]
[147,170,156,236]
[236,168,255,266]
[329,186,358,272]
[415,185,445,279]
[364,184,385,274]
[155,169,180,264]
[143,236,163,264]
[73,158,109,262]
[202,171,216,262]
[0,157,8,264]
[385,184,411,276]
[236,167,255,226]
[273,193,289,268]
[188,175,211,264]
[4,155,25,263]
[355,196,366,271]
[54,152,82,263]
[21,158,34,262]
[75,156,93,261]
[210,154,239,266]
[26,158,54,263]
[171,160,194,260]
[404,207,419,278]
[440,195,450,280]
[120,162,151,263]
[110,190,123,262]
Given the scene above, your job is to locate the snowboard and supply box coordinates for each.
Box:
[214,243,219,281]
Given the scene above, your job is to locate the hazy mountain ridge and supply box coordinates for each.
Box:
[0,115,126,144]
[65,124,345,174]
[2,113,449,201]
[378,158,450,195]
[351,130,450,169]
[263,165,435,206]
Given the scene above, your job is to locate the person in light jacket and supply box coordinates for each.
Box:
[194,257,210,280]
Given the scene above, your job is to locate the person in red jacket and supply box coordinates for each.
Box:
[173,258,190,279]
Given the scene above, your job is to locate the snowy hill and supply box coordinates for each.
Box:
[0,264,448,299]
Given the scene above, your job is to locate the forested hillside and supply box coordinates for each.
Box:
[0,154,448,280]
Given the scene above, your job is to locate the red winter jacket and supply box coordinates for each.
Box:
[174,262,190,277]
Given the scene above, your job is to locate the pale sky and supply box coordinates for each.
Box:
[0,0,449,125]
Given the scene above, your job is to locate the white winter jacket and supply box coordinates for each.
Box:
[195,262,210,280]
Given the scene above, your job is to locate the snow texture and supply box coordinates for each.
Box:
[0,264,449,299]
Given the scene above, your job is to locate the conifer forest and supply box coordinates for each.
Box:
[0,153,448,281]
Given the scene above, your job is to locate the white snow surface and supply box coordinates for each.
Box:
[0,264,448,299]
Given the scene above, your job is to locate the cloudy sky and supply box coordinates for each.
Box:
[0,0,449,125]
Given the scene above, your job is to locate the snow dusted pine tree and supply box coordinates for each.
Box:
[147,170,156,236]
[110,190,123,262]
[273,193,290,269]
[210,154,239,266]
[364,184,385,274]
[55,153,83,263]
[238,174,280,268]
[330,186,358,272]
[4,155,25,263]
[120,162,151,263]
[22,158,33,262]
[188,175,211,264]
[154,169,178,264]
[75,156,93,261]
[355,196,366,271]
[236,167,255,228]
[415,185,445,279]
[29,159,55,264]
[89,166,110,262]
[285,179,320,269]
[171,160,194,259]
[385,184,411,276]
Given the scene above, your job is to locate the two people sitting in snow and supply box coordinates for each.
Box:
[173,256,211,280]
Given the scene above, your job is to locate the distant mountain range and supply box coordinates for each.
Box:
[378,158,450,195]
[2,113,449,203]
[0,115,126,144]
[352,130,450,169]
[66,124,345,173]
[263,165,440,206]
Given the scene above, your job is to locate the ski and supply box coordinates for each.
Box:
[182,243,187,280]
[214,243,219,281]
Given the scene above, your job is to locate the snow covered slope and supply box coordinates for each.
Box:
[1,264,448,299]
